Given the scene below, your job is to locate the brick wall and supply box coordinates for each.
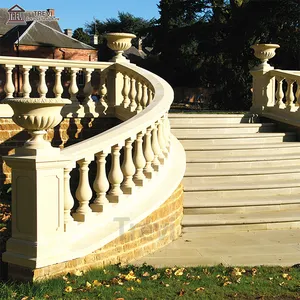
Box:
[0,45,97,61]
[0,117,120,185]
[8,183,184,281]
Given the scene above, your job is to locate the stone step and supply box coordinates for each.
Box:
[183,174,300,189]
[172,124,276,136]
[182,209,300,228]
[169,113,259,124]
[186,162,300,176]
[184,193,300,208]
[178,132,297,146]
[184,178,300,192]
[186,146,300,160]
[184,186,300,202]
[182,141,300,151]
[185,152,300,162]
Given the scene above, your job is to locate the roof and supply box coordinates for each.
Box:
[0,8,61,36]
[1,20,95,50]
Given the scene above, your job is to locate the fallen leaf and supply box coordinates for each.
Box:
[142,272,150,277]
[136,279,141,284]
[178,289,185,296]
[74,270,83,277]
[127,286,134,291]
[92,280,102,287]
[86,281,92,288]
[64,286,72,293]
[195,287,205,292]
[21,297,29,300]
[223,281,232,286]
[125,270,136,281]
[174,268,185,276]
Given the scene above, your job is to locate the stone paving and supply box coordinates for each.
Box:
[133,229,300,267]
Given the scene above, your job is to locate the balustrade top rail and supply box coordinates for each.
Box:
[0,56,113,69]
[270,69,300,80]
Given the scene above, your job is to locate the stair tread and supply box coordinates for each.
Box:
[186,153,300,162]
[184,178,300,191]
[178,132,295,139]
[182,209,300,226]
[184,193,300,207]
[171,123,274,128]
[185,165,300,176]
[183,142,300,150]
[169,113,252,118]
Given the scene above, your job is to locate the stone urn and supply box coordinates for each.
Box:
[3,97,71,156]
[104,32,136,62]
[251,44,280,70]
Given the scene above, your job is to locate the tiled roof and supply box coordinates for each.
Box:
[1,21,95,50]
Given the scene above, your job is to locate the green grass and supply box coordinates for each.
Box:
[1,264,300,299]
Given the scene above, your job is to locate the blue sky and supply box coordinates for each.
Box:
[5,0,160,31]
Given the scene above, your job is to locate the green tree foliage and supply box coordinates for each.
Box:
[152,0,300,110]
[72,28,90,44]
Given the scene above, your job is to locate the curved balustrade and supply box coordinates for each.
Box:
[1,56,186,274]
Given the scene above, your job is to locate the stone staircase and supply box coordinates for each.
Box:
[170,113,300,232]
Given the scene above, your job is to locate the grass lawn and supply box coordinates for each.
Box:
[1,264,300,299]
[1,189,300,299]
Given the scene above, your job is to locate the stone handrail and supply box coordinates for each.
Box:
[250,45,300,126]
[1,56,186,276]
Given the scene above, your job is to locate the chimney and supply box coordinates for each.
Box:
[64,29,73,37]
[47,9,55,16]
[90,34,98,45]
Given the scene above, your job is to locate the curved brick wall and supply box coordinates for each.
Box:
[8,183,184,281]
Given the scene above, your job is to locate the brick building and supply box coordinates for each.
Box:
[0,7,97,61]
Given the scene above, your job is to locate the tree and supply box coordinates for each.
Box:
[72,28,90,45]
[85,12,156,46]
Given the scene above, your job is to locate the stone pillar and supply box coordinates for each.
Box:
[2,155,71,280]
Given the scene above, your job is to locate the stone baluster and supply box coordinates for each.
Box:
[4,65,15,98]
[122,73,131,108]
[136,81,143,112]
[22,66,32,98]
[133,132,146,186]
[151,122,163,171]
[108,144,123,203]
[296,80,300,106]
[64,166,75,230]
[73,158,93,221]
[141,83,148,109]
[164,113,171,152]
[69,68,79,103]
[158,117,168,159]
[129,76,137,111]
[275,76,285,108]
[285,79,295,110]
[143,126,154,179]
[121,138,136,194]
[38,66,48,98]
[91,151,110,212]
[99,72,108,113]
[53,67,64,98]
[147,88,153,106]
[83,68,94,103]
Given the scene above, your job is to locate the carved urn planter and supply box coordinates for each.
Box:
[104,32,136,62]
[251,44,280,70]
[3,97,71,156]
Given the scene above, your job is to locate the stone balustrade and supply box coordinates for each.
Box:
[0,55,186,281]
[250,44,300,126]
